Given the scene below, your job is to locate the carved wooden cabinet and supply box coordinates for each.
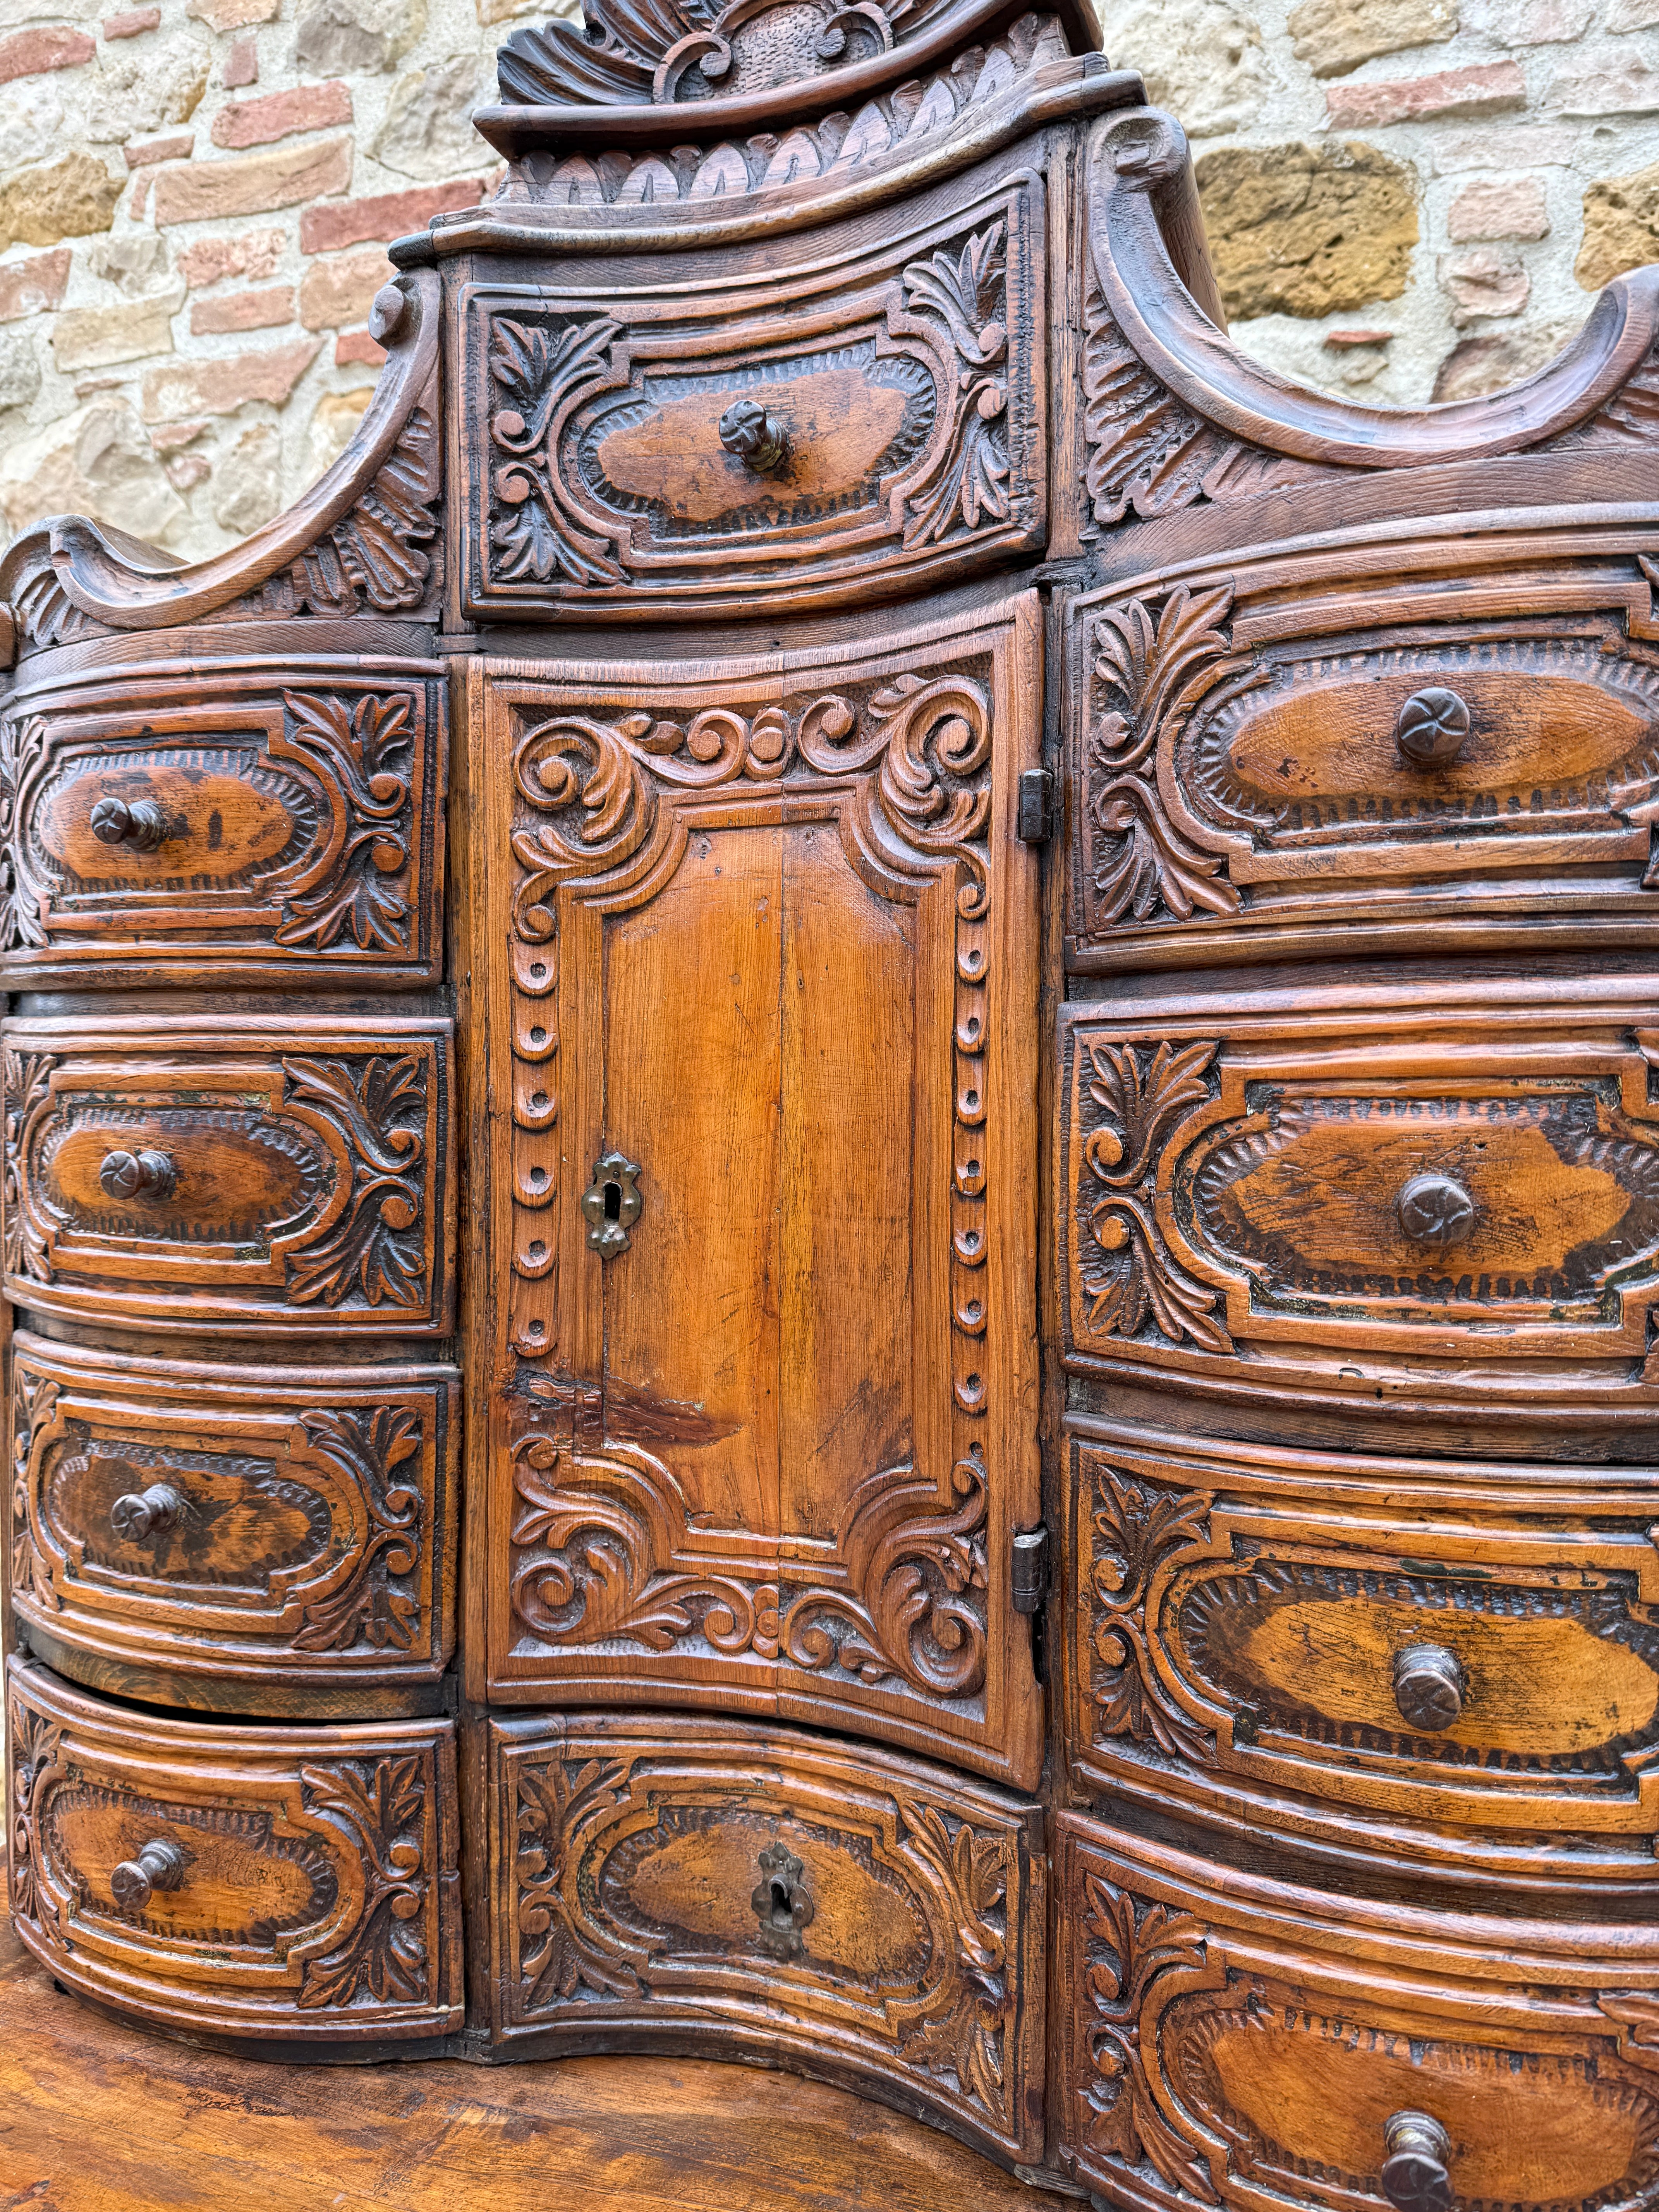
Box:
[5,0,1659,2198]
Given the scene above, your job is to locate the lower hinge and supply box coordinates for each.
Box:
[1016,767,1053,843]
[1011,1524,1051,1615]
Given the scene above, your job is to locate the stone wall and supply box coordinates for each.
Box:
[1107,0,1659,406]
[0,0,1655,555]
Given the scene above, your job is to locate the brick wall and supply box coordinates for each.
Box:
[0,0,1654,554]
[1106,0,1659,407]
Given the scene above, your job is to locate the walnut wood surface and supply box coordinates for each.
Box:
[467,594,1043,1789]
[472,1710,1046,2162]
[6,1656,463,2042]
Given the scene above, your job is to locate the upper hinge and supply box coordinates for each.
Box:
[1011,1524,1051,1615]
[1016,767,1053,844]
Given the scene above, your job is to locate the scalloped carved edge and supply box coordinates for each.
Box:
[1085,105,1659,482]
[0,269,441,659]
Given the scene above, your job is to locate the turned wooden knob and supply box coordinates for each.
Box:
[89,795,167,850]
[1397,1173,1475,1250]
[110,1482,184,1541]
[1382,2111,1453,2212]
[1393,1644,1465,1732]
[1395,687,1470,766]
[110,1837,187,1911]
[719,398,790,476]
[99,1147,176,1202]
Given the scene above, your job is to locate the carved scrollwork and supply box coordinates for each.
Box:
[1090,1466,1216,1765]
[488,317,625,587]
[0,713,48,953]
[782,1452,989,1697]
[515,1753,640,2008]
[1075,1039,1230,1355]
[7,1692,64,1936]
[273,692,416,955]
[251,407,442,620]
[1080,1870,1219,2202]
[296,1755,431,2011]
[291,1408,424,1653]
[10,1365,62,1613]
[280,1054,429,1311]
[2,1046,55,1282]
[893,1795,1012,2117]
[1086,585,1238,933]
[898,223,1010,549]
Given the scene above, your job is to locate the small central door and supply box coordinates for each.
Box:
[474,595,1042,1788]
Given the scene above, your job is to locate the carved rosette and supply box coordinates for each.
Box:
[1087,1463,1216,1765]
[1072,1038,1230,1355]
[1082,585,1239,938]
[296,1755,433,2011]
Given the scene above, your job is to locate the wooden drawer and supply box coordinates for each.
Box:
[0,657,445,987]
[1063,532,1659,967]
[6,1657,462,2044]
[9,1334,458,1714]
[1054,1814,1659,2212]
[455,144,1044,621]
[1065,1417,1659,1884]
[474,1712,1046,2162]
[1057,976,1659,1407]
[2,1014,454,1337]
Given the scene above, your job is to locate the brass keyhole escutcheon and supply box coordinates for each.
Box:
[581,1150,642,1257]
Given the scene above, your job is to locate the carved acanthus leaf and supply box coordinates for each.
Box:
[488,317,625,588]
[10,1367,62,1612]
[297,1755,431,2010]
[2,1046,55,1283]
[515,1755,641,2009]
[282,1054,428,1310]
[8,1695,64,1935]
[1076,1039,1230,1354]
[1090,1466,1216,1764]
[274,692,415,954]
[247,407,442,619]
[894,1796,1011,2118]
[900,222,1011,548]
[0,714,49,953]
[291,1407,424,1653]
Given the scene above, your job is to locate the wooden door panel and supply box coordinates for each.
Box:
[473,596,1042,1789]
[475,1711,1046,2163]
[1053,1813,1659,2212]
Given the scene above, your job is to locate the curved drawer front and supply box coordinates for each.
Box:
[6,1657,462,2042]
[1064,539,1659,963]
[479,1712,1046,2162]
[0,659,445,986]
[1058,986,1659,1390]
[1,1015,453,1336]
[457,147,1044,620]
[1066,1421,1659,1853]
[10,1335,458,1709]
[1054,1815,1659,2212]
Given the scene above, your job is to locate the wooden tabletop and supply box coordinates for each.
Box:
[0,1908,1075,2211]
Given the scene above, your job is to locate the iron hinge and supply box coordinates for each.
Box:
[1016,767,1053,844]
[1011,1524,1051,1616]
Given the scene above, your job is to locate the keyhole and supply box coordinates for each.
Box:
[769,1879,792,1924]
[603,1180,622,1222]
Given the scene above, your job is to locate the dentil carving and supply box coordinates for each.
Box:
[274,692,417,955]
[292,1408,424,1653]
[1080,1871,1219,2202]
[1085,586,1238,933]
[1074,1039,1230,1354]
[1089,1466,1216,1765]
[282,1054,429,1310]
[297,1755,431,2010]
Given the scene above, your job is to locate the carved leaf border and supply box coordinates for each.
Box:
[297,1753,433,2011]
[282,1053,429,1312]
[290,1406,425,1654]
[1088,1463,1217,1766]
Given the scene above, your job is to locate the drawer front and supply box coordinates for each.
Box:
[1064,540,1659,963]
[7,1657,462,2041]
[1066,1421,1659,1849]
[478,1712,1046,2161]
[1058,989,1659,1381]
[1054,1815,1659,2212]
[457,151,1044,620]
[0,660,445,986]
[2,1015,454,1336]
[10,1335,458,1708]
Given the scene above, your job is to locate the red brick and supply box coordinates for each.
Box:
[125,132,194,168]
[336,328,386,366]
[1326,60,1526,127]
[190,282,294,333]
[211,80,351,149]
[142,335,319,419]
[177,226,283,287]
[0,26,95,86]
[222,31,258,86]
[1324,327,1393,346]
[153,137,350,226]
[0,246,69,322]
[298,247,388,330]
[103,6,161,35]
[299,177,484,254]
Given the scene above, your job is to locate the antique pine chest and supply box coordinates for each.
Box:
[5,1,1659,2204]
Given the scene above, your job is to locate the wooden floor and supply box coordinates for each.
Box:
[0,1913,1074,2212]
